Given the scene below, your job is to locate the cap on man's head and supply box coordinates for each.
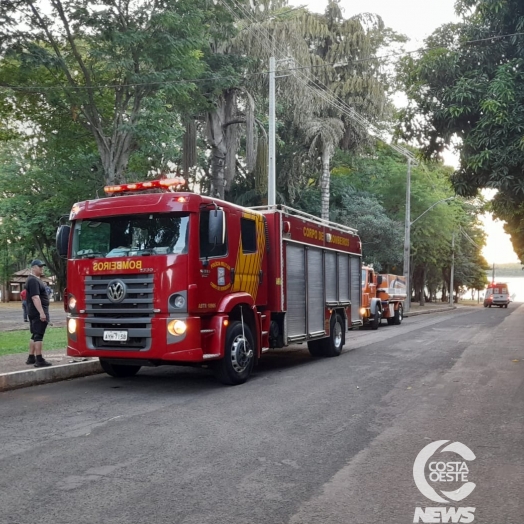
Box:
[30,259,46,267]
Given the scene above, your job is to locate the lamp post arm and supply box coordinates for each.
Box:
[410,197,454,226]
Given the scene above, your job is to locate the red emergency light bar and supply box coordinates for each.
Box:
[104,177,186,194]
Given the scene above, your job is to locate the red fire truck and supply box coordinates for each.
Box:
[56,179,363,385]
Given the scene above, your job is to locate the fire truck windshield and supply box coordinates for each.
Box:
[71,213,189,259]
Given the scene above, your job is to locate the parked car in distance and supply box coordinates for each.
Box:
[483,283,510,308]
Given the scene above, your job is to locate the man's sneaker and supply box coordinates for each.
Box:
[26,355,36,365]
[34,359,52,368]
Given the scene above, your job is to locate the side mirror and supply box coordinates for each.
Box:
[208,209,225,246]
[56,225,71,258]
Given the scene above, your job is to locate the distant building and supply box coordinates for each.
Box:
[5,269,55,302]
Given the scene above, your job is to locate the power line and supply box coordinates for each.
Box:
[2,30,522,93]
[218,0,417,160]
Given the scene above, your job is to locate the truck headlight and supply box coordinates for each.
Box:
[168,319,187,336]
[68,295,77,311]
[359,307,367,315]
[174,295,185,309]
[68,318,77,334]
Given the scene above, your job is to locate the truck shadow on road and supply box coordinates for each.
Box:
[95,347,334,391]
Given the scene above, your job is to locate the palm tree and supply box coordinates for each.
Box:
[304,118,345,220]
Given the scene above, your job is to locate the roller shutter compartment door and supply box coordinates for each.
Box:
[285,244,306,337]
[325,251,337,303]
[338,254,350,302]
[307,248,324,334]
[350,257,361,323]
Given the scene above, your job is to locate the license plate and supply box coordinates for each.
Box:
[103,330,128,342]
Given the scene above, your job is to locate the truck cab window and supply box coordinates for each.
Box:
[241,218,257,253]
[200,210,227,258]
[71,214,189,258]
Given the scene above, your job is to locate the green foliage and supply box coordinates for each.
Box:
[398,0,524,262]
[0,328,66,356]
[0,0,207,184]
[330,144,488,297]
[0,130,103,290]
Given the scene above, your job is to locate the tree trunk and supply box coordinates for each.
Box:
[320,146,333,221]
[419,266,426,306]
[206,90,236,200]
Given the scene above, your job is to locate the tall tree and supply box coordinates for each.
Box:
[0,0,206,185]
[397,0,524,261]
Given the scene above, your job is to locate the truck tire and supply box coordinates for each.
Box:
[371,307,381,330]
[213,320,255,385]
[323,313,344,357]
[393,304,403,325]
[308,314,344,358]
[307,339,324,358]
[99,359,141,378]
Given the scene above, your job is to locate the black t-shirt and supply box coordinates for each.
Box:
[25,276,50,318]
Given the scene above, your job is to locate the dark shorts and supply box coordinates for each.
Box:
[29,316,49,338]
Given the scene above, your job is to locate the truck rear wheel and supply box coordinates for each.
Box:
[213,321,255,385]
[323,313,344,357]
[307,339,324,358]
[393,304,403,325]
[308,313,344,358]
[99,359,141,378]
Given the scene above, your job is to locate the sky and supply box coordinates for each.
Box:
[294,0,521,265]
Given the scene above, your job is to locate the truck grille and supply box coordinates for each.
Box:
[84,274,154,351]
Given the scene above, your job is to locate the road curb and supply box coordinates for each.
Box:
[0,361,103,392]
[405,306,456,317]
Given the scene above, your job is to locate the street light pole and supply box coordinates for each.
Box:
[404,195,455,312]
[449,231,455,306]
[268,56,276,206]
[403,158,412,312]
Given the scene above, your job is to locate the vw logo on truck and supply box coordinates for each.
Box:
[107,280,127,303]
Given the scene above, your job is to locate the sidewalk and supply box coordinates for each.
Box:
[0,302,102,391]
[405,301,459,316]
[0,300,463,392]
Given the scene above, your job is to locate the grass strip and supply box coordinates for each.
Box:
[0,328,67,357]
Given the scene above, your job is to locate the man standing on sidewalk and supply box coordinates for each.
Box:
[25,260,52,367]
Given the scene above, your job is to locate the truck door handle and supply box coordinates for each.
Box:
[259,270,263,284]
[230,268,235,285]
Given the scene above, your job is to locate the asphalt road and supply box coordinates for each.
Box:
[1,305,523,524]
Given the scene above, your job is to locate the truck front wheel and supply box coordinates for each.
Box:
[371,307,381,330]
[394,304,403,325]
[99,359,141,378]
[213,321,255,385]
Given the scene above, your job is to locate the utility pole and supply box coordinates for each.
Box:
[449,231,455,306]
[268,56,276,206]
[403,158,412,312]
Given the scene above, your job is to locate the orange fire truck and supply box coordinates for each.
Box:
[56,179,363,385]
[361,266,406,329]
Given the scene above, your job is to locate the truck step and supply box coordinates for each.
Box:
[261,347,270,353]
[203,353,220,360]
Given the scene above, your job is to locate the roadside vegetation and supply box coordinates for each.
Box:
[0,328,67,357]
[3,0,521,305]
